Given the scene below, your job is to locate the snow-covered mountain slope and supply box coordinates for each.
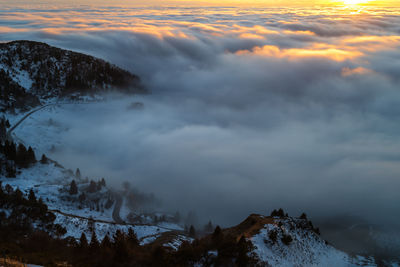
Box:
[250,216,378,266]
[219,214,379,266]
[0,158,183,246]
[0,40,145,111]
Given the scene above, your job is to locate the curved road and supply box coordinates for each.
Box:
[7,104,56,138]
[112,194,125,224]
[7,101,126,224]
[7,101,92,136]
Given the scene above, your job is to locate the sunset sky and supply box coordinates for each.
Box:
[2,0,400,6]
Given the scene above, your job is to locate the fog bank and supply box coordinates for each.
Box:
[5,5,400,228]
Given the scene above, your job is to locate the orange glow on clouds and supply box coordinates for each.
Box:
[341,67,373,76]
[237,45,363,61]
[1,3,399,65]
[236,34,400,62]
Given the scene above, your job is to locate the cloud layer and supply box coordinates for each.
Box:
[3,5,400,229]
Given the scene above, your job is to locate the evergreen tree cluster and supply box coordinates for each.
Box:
[87,178,106,193]
[270,208,288,218]
[0,182,63,237]
[296,212,321,235]
[0,208,257,267]
[1,141,37,164]
[68,177,106,196]
[69,180,78,195]
[0,139,40,177]
[15,143,37,168]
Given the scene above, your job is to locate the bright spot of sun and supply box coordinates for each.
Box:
[342,0,370,5]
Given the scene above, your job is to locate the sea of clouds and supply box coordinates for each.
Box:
[1,3,400,234]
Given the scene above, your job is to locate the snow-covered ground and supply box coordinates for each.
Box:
[2,161,111,221]
[0,61,33,91]
[0,160,183,244]
[1,99,188,246]
[54,213,171,244]
[163,235,195,251]
[250,218,379,267]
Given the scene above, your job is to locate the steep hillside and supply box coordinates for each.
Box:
[174,212,380,266]
[240,214,377,266]
[0,40,145,111]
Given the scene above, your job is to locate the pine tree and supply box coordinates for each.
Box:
[189,225,196,238]
[90,232,99,249]
[40,154,48,164]
[5,162,16,178]
[0,119,6,141]
[173,211,181,223]
[16,143,28,168]
[101,234,112,248]
[8,141,17,161]
[27,146,36,164]
[69,180,78,195]
[113,229,125,244]
[78,192,86,202]
[278,208,285,217]
[13,188,24,205]
[113,229,129,261]
[204,220,213,232]
[212,225,223,245]
[28,188,36,203]
[127,228,139,247]
[88,180,97,193]
[237,235,251,267]
[75,168,81,179]
[271,208,285,218]
[79,233,88,248]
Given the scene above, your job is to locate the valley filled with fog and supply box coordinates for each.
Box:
[4,3,400,235]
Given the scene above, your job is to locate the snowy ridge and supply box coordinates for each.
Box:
[249,216,378,266]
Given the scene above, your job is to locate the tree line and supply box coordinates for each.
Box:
[0,141,37,177]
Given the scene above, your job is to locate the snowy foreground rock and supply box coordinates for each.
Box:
[243,215,378,266]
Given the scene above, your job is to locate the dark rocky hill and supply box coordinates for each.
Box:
[0,40,145,111]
